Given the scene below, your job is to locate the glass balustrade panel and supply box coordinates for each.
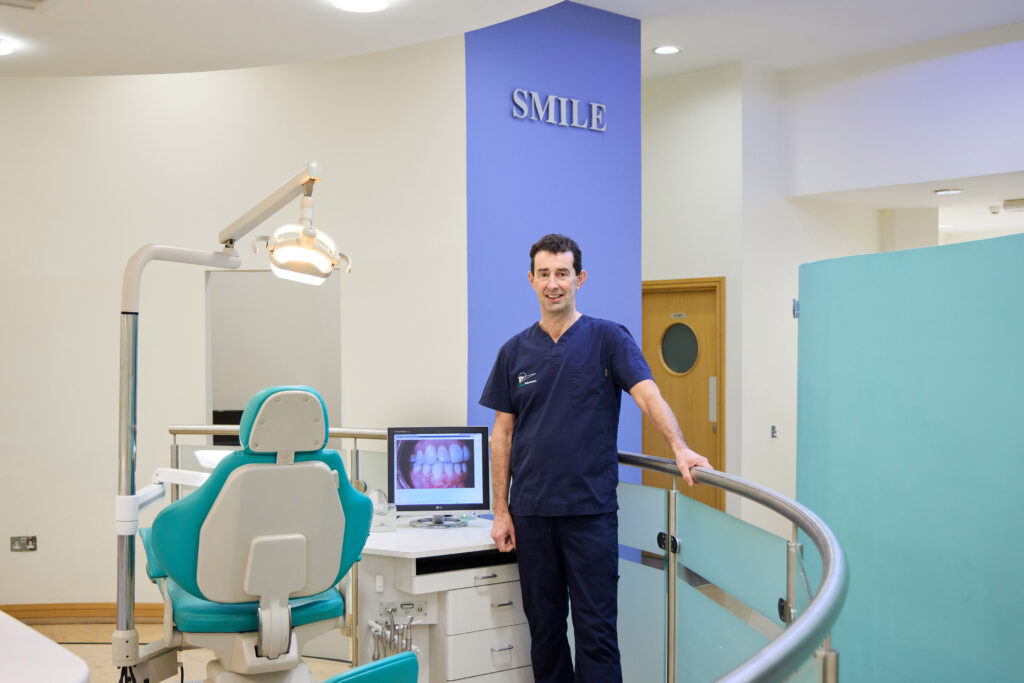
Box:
[784,653,823,682]
[674,491,792,680]
[676,577,769,681]
[675,492,789,623]
[792,543,814,622]
[618,482,668,555]
[617,482,668,681]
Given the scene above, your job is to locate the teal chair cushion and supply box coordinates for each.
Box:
[323,651,418,683]
[138,527,166,580]
[164,578,344,634]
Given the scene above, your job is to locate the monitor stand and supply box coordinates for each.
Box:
[409,514,468,529]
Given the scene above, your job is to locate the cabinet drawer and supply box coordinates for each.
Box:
[395,559,520,595]
[452,665,534,683]
[444,623,531,680]
[444,581,527,635]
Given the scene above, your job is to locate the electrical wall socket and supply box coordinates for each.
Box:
[10,536,37,552]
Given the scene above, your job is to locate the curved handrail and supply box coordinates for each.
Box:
[618,451,848,683]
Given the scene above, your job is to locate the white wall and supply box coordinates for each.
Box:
[880,208,939,251]
[787,33,1024,196]
[0,37,466,604]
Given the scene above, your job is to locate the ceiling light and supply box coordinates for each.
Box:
[653,45,681,56]
[933,188,963,195]
[0,39,14,56]
[332,0,389,12]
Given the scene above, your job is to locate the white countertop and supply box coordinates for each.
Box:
[362,517,501,559]
[0,610,89,683]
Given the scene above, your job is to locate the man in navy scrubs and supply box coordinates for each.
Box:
[480,234,711,682]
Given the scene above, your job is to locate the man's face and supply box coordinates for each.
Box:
[528,250,586,317]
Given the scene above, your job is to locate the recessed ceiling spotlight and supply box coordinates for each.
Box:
[0,39,14,57]
[653,45,681,56]
[332,0,389,12]
[933,188,963,195]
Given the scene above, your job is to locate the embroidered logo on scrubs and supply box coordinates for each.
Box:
[517,371,537,387]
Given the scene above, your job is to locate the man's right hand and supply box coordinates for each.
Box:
[490,510,516,552]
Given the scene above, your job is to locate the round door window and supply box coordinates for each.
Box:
[661,323,698,374]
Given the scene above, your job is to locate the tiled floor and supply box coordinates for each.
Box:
[27,622,351,682]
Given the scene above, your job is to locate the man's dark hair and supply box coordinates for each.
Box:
[530,234,582,275]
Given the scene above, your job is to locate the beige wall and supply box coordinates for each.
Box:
[0,37,467,604]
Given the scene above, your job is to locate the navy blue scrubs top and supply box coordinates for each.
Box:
[479,315,653,516]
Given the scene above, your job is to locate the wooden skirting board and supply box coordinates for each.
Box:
[0,603,164,624]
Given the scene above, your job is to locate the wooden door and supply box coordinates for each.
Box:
[641,278,724,510]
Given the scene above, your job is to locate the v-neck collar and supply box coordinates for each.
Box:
[534,314,587,345]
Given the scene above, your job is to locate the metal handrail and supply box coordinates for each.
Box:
[618,451,848,683]
[168,425,387,439]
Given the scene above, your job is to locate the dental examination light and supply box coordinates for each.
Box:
[113,162,349,673]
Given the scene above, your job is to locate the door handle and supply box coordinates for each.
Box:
[709,376,717,422]
[491,600,514,608]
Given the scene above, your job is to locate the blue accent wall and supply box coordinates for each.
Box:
[465,2,642,455]
[797,234,1024,681]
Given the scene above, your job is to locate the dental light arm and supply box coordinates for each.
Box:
[218,161,322,247]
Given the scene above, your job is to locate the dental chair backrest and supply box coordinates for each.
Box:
[151,386,371,605]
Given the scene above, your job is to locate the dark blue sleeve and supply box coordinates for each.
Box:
[609,323,653,392]
[479,345,515,414]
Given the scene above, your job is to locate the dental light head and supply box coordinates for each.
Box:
[264,187,350,286]
[217,161,351,286]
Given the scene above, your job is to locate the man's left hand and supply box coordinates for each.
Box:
[674,447,712,487]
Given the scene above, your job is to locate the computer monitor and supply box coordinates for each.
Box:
[387,426,490,528]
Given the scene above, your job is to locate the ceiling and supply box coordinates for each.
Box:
[2,0,1023,237]
[3,0,1024,80]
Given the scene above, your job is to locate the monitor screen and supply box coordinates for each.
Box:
[387,426,490,515]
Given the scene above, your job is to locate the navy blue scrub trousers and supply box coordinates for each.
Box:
[512,512,622,683]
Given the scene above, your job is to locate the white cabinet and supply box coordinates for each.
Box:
[358,521,534,683]
[431,581,533,682]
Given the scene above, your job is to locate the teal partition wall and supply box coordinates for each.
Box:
[796,234,1024,681]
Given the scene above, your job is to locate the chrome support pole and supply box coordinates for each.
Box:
[117,313,139,632]
[786,523,802,624]
[353,439,361,483]
[349,439,360,666]
[170,437,181,502]
[816,635,838,683]
[666,489,678,683]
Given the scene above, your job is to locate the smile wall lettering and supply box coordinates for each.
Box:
[511,89,607,132]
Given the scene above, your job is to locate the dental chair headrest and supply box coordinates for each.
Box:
[238,386,329,464]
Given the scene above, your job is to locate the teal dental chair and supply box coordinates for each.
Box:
[137,386,417,683]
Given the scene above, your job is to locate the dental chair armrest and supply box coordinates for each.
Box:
[138,527,167,579]
[153,467,211,488]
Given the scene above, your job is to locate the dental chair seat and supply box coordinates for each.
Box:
[140,527,346,634]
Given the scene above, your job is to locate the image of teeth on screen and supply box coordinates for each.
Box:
[396,438,475,489]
